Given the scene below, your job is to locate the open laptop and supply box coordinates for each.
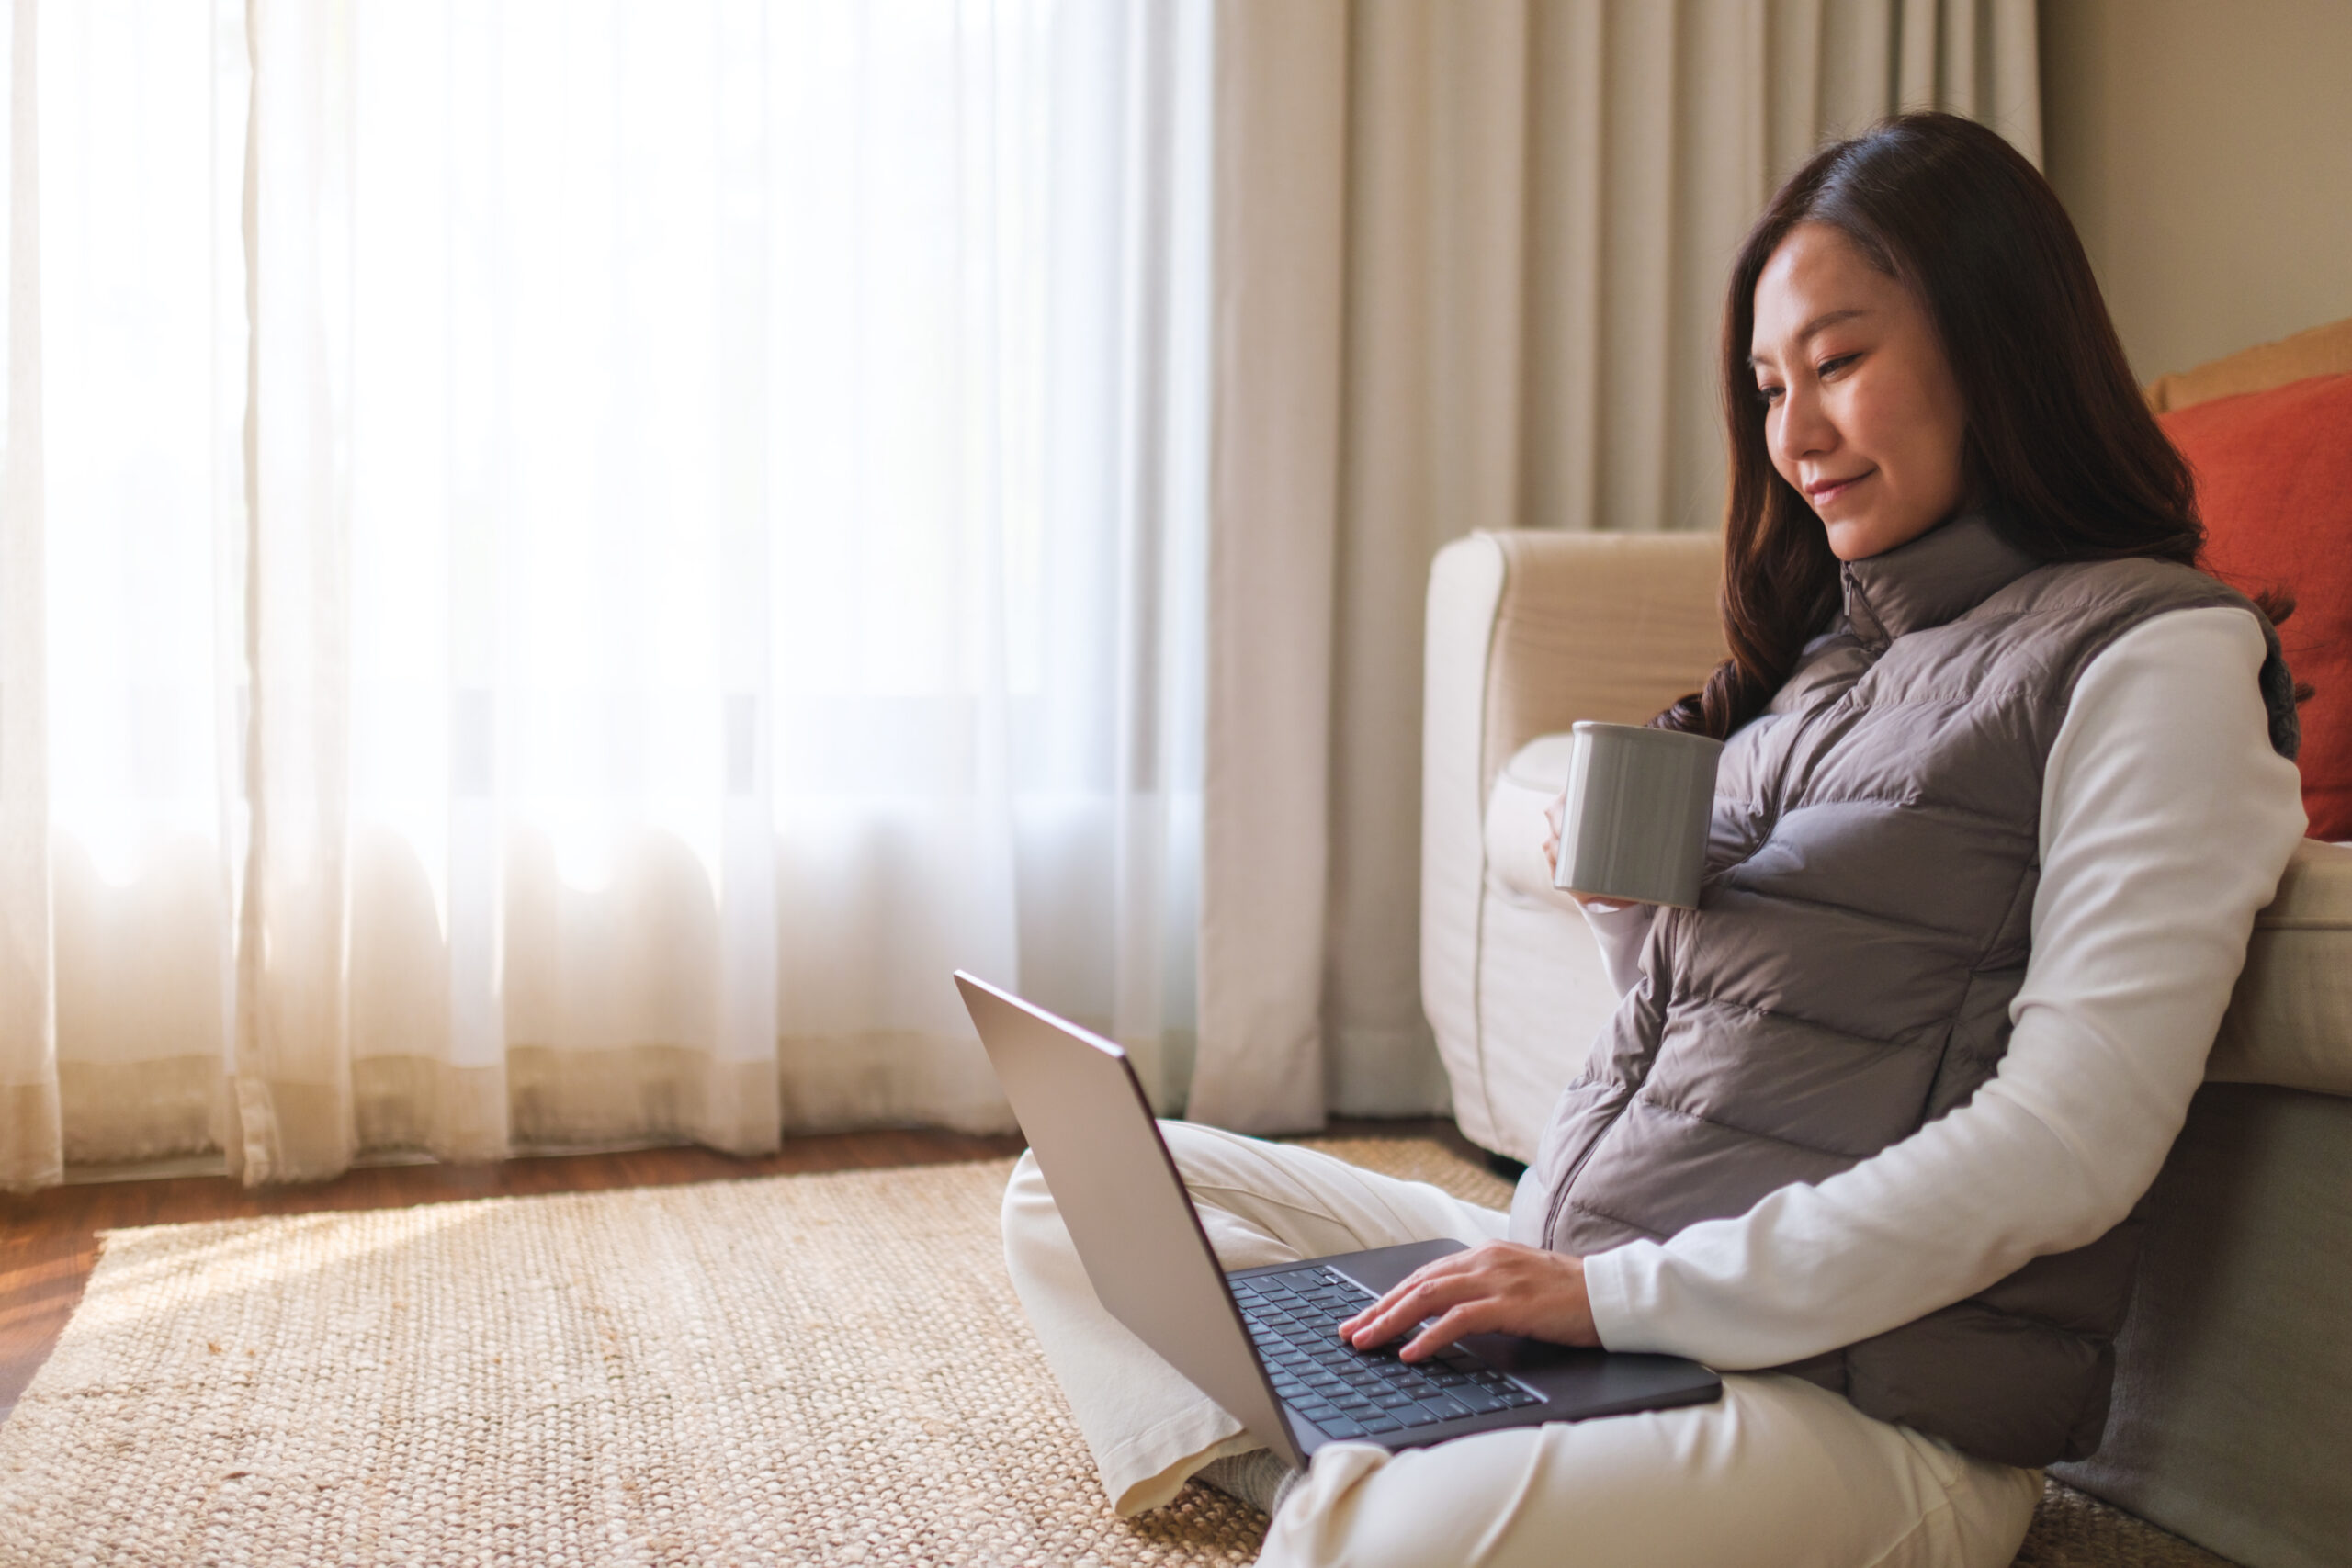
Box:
[956,971,1721,1467]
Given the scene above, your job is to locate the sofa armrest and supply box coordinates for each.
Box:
[1450,532,1726,798]
[1421,531,1724,1149]
[2209,837,2352,1097]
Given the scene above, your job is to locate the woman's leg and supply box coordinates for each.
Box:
[1260,1371,2041,1568]
[1001,1122,1511,1516]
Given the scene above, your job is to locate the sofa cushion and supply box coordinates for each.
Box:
[1484,733,1582,912]
[1473,732,1617,1162]
[2208,838,2352,1098]
[2162,371,2352,841]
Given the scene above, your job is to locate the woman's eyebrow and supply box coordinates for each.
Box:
[1748,308,1871,369]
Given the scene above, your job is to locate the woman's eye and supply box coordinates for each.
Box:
[1756,384,1784,406]
[1818,353,1860,378]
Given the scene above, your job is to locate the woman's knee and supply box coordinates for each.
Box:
[1157,1117,1279,1189]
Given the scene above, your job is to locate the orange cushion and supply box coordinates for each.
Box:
[2162,372,2352,841]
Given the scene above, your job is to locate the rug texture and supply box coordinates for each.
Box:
[0,1137,2231,1567]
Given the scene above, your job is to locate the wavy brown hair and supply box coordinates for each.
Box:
[1656,112,2273,738]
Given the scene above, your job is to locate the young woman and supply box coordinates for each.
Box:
[1001,113,2308,1568]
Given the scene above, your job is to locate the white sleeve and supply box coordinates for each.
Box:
[1580,900,1653,999]
[1580,607,2307,1367]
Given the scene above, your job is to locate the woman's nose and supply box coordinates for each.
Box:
[1772,382,1838,466]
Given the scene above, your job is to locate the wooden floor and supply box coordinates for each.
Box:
[0,1117,1481,1427]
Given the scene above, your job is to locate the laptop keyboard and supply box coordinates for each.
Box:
[1230,1265,1543,1439]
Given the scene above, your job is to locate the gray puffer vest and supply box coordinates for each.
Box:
[1508,510,2300,1468]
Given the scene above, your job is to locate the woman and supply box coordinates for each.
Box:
[1001,113,2307,1568]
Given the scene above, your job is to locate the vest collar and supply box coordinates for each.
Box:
[1840,508,2041,648]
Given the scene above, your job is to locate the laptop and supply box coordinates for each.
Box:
[956,971,1722,1467]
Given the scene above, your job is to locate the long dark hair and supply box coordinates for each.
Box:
[1657,112,2227,738]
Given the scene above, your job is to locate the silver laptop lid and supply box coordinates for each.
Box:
[956,972,1304,1465]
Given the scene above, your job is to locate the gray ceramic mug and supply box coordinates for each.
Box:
[1550,721,1725,908]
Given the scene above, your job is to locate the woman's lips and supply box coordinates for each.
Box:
[1804,469,1873,506]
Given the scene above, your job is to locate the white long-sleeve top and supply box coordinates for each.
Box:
[1577,605,2308,1369]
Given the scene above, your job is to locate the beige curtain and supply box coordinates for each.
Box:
[1190,0,2041,1133]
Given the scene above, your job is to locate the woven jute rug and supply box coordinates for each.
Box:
[0,1137,2231,1567]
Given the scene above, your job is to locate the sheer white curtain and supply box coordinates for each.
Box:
[1,0,1207,1189]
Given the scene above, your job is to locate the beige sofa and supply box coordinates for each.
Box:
[1419,331,2352,1567]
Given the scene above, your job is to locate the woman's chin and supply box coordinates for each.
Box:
[1820,517,1885,561]
[1822,511,1940,562]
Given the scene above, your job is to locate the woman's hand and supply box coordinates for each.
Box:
[1337,1242,1600,1361]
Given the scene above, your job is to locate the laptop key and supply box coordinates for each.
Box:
[1356,1415,1403,1434]
[1316,1416,1365,1438]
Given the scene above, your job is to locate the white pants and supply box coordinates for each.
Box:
[1001,1122,2042,1568]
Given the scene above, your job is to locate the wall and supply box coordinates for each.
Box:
[2041,0,2352,382]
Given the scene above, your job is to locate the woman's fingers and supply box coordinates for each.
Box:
[1337,1286,1428,1348]
[1351,1279,1505,1362]
[1338,1259,1448,1339]
[1339,1260,1474,1348]
[1402,1301,1501,1361]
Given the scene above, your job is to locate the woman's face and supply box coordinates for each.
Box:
[1749,220,1969,561]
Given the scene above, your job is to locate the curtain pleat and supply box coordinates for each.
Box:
[1185,0,1349,1134]
[1192,0,2041,1131]
[0,0,55,1190]
[235,0,357,1184]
